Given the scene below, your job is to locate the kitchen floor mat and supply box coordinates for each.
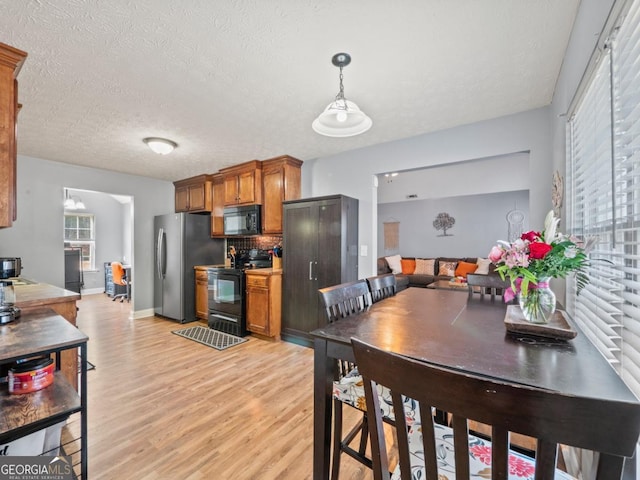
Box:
[172,325,248,351]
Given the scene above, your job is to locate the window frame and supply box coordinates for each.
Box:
[64,213,96,271]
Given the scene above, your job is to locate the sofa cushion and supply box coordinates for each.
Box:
[407,274,435,287]
[395,274,410,291]
[385,255,403,274]
[438,261,457,277]
[401,258,416,274]
[414,258,435,275]
[377,257,392,275]
[455,261,478,278]
[476,257,492,275]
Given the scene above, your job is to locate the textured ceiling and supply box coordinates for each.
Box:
[1,0,580,182]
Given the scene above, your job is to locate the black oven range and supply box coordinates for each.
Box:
[207,249,272,337]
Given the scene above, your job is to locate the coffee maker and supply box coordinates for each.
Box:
[0,257,22,279]
[0,280,20,324]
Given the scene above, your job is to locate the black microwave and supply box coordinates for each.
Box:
[223,205,261,236]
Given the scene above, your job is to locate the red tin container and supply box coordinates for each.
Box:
[8,357,54,394]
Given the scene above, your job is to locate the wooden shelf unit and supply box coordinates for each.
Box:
[0,310,88,478]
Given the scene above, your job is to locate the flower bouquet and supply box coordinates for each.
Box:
[488,211,591,323]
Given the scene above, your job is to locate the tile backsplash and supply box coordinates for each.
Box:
[225,235,282,253]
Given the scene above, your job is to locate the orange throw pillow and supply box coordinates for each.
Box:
[454,261,478,278]
[401,259,416,274]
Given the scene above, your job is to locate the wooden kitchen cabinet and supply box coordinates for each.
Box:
[174,174,214,213]
[245,269,282,338]
[0,42,27,228]
[262,155,303,234]
[220,160,262,206]
[210,173,225,237]
[194,267,209,320]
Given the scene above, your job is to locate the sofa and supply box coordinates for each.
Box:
[377,255,497,290]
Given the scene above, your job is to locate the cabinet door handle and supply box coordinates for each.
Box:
[309,261,313,281]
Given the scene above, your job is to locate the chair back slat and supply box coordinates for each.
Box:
[366,274,397,303]
[466,274,511,302]
[352,338,640,480]
[319,280,372,324]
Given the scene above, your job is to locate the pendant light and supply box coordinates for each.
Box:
[143,137,178,155]
[312,53,372,137]
[64,188,85,210]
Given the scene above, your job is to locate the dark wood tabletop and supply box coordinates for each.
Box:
[310,287,640,479]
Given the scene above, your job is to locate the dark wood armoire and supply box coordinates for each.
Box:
[281,195,359,346]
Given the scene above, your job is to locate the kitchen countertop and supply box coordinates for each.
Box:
[244,268,282,275]
[14,280,80,308]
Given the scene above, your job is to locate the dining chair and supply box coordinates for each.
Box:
[110,261,130,303]
[318,280,374,479]
[352,337,640,480]
[366,273,397,303]
[466,273,511,302]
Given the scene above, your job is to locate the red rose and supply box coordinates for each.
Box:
[529,242,552,259]
[521,231,541,242]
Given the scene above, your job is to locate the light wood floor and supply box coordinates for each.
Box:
[76,293,372,480]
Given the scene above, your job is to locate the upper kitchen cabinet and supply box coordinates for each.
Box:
[261,155,303,234]
[210,173,225,237]
[174,174,213,213]
[220,160,262,206]
[0,43,27,228]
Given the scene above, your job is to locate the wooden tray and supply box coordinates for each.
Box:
[504,306,577,340]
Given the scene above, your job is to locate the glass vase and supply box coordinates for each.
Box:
[518,277,556,324]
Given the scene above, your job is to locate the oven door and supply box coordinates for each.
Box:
[207,269,243,319]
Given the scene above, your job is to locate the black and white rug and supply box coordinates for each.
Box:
[172,325,248,351]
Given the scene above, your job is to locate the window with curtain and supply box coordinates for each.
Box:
[567,0,640,399]
[64,213,96,271]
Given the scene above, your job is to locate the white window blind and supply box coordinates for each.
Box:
[567,0,640,399]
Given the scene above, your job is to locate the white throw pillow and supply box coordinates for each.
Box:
[414,259,435,275]
[385,255,403,274]
[475,258,492,275]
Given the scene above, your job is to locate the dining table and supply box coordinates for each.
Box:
[310,286,640,480]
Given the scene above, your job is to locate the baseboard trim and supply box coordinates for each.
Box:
[133,308,155,320]
[81,287,105,296]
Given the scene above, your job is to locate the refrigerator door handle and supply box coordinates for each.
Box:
[156,228,166,279]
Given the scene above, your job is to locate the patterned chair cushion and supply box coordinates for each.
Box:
[390,422,576,480]
[332,368,421,425]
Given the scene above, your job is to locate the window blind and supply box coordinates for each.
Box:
[567,0,640,400]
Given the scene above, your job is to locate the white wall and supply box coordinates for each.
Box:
[378,190,529,259]
[0,155,174,313]
[64,189,129,291]
[377,152,530,204]
[304,106,552,278]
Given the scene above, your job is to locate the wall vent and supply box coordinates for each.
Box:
[406,194,418,199]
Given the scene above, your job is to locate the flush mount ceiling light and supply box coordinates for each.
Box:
[143,137,178,155]
[312,53,372,138]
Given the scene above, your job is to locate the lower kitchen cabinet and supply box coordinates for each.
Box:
[245,269,282,338]
[195,267,209,320]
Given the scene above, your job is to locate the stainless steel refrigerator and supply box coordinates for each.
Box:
[154,212,224,323]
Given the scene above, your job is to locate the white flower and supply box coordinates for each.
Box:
[564,246,578,259]
[543,210,559,243]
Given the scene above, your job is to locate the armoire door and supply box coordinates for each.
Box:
[282,201,319,343]
[282,195,359,347]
